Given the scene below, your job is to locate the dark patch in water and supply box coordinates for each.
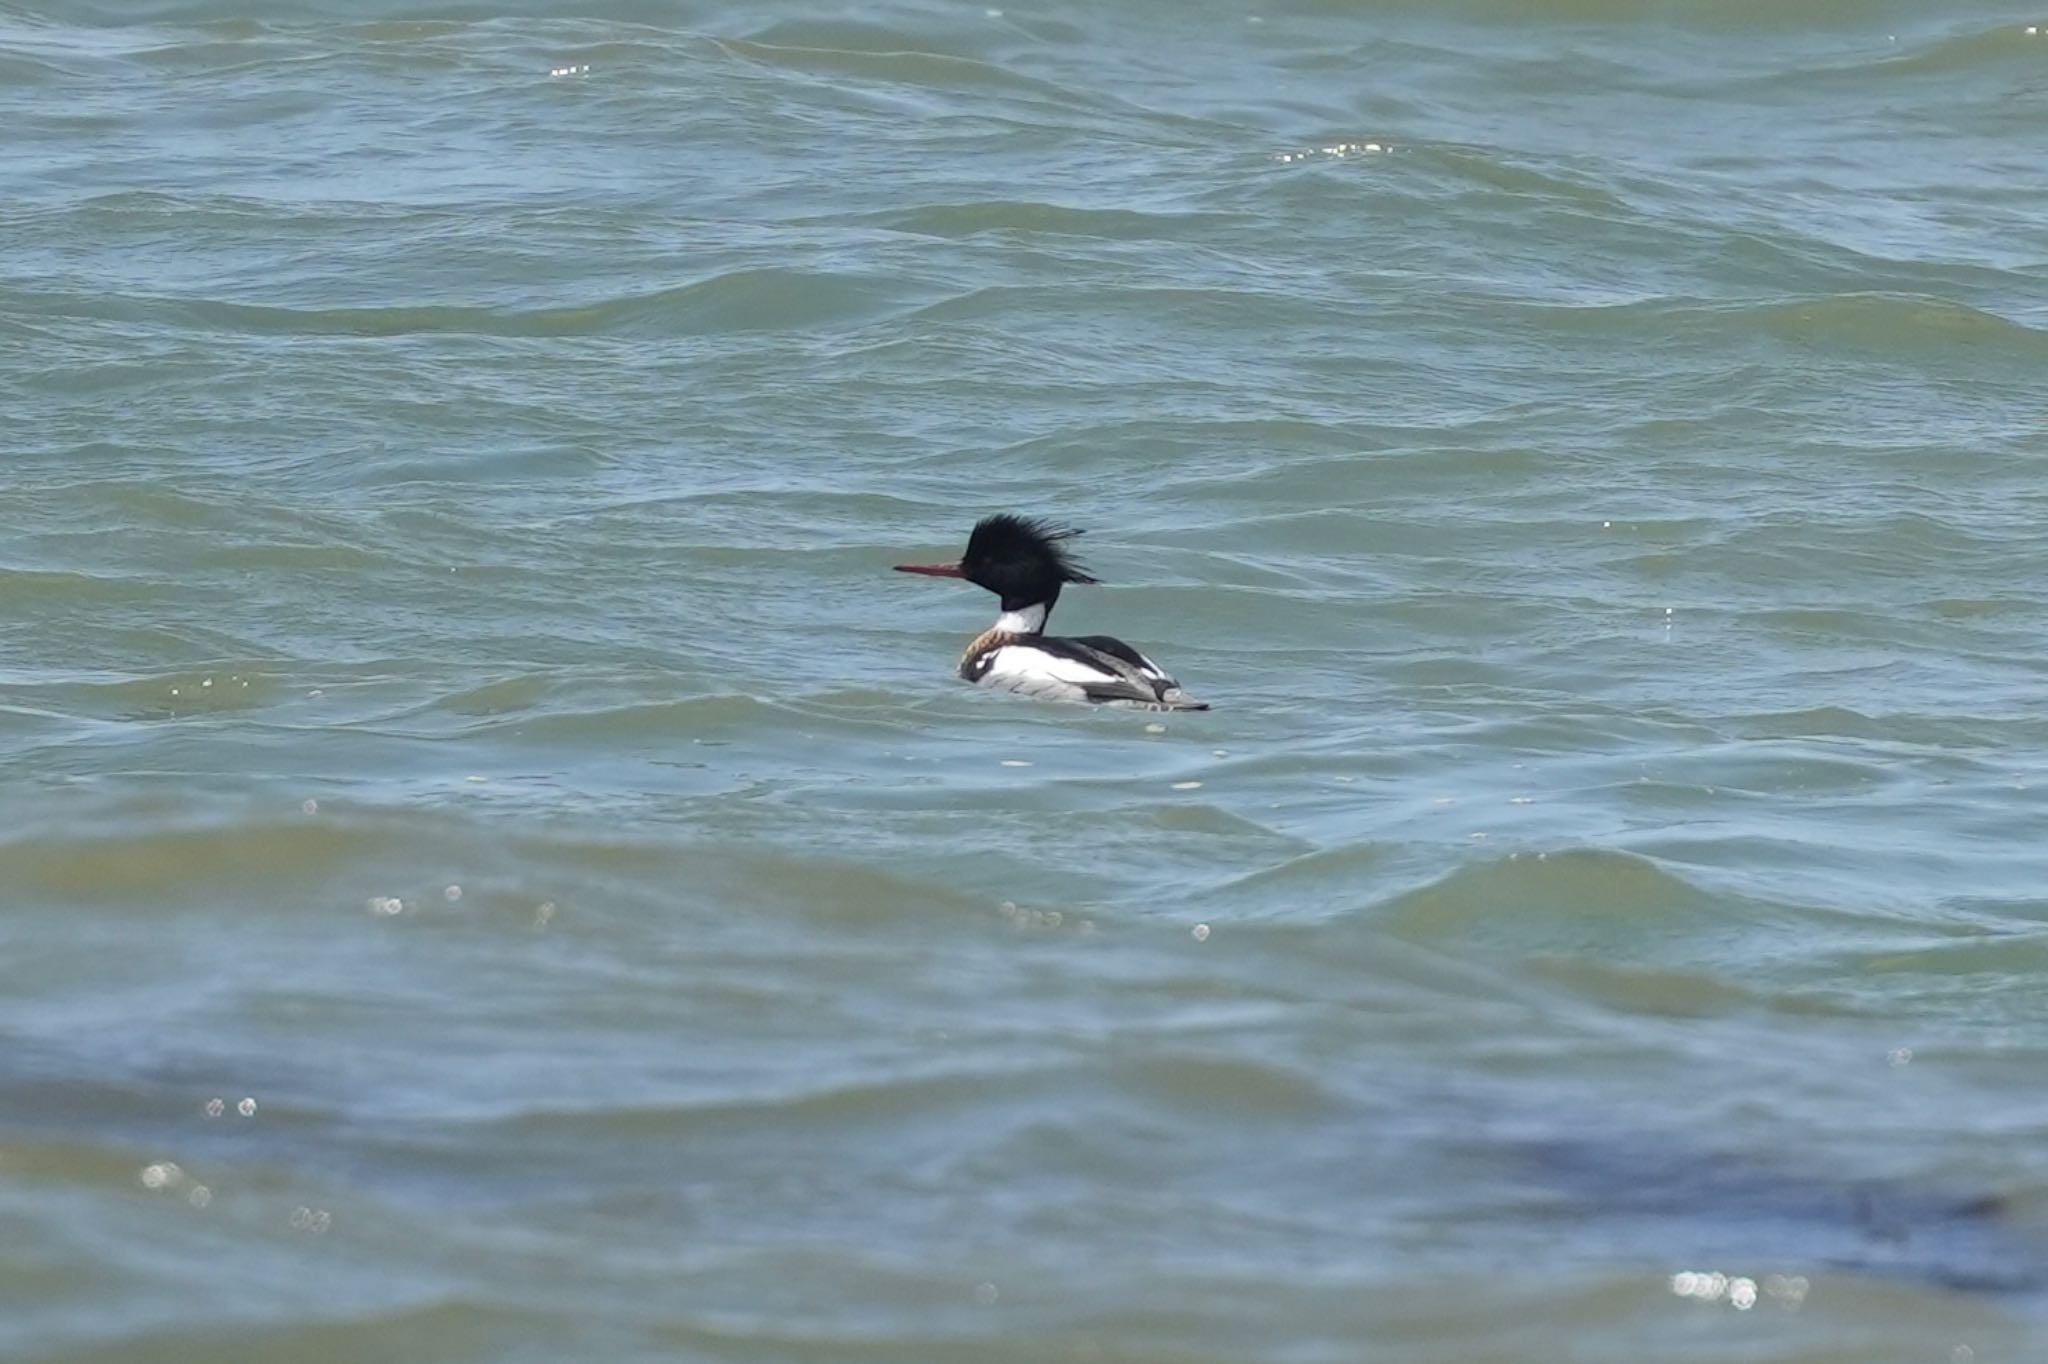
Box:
[1513,1133,2048,1298]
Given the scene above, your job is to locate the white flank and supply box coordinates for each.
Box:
[975,644,1119,701]
[984,645,1120,687]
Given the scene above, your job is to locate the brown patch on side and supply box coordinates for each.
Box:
[958,628,1014,681]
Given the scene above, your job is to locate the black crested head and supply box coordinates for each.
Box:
[961,513,1098,606]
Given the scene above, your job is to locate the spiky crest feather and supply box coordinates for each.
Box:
[964,513,1100,586]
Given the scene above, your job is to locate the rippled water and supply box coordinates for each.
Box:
[6,1,2048,1359]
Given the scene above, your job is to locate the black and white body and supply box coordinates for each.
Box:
[895,514,1209,711]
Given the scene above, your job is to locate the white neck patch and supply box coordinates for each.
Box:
[995,602,1048,635]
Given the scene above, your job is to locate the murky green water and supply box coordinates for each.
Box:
[5,2,2048,1360]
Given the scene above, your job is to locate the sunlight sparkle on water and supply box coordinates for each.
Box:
[999,900,1065,931]
[1273,141,1388,164]
[139,1162,183,1190]
[1669,1270,1808,1310]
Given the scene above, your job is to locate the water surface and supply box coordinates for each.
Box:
[5,1,2048,1360]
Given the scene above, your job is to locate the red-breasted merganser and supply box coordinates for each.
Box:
[895,513,1209,711]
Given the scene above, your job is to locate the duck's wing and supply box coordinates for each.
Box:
[1042,635,1208,710]
[967,636,1136,704]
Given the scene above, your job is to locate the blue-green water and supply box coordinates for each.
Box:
[6,2,2048,1360]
